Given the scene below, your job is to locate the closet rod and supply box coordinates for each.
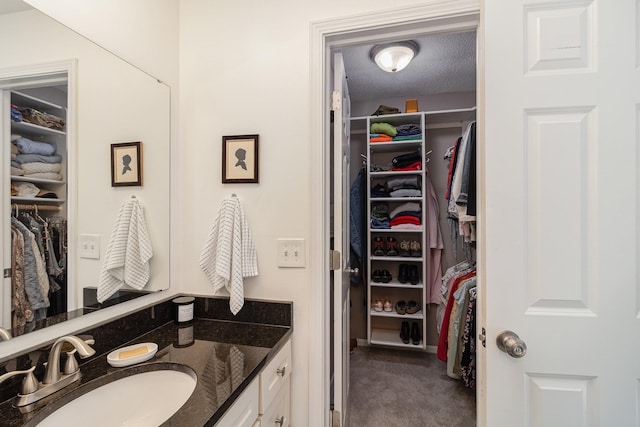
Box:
[12,204,61,212]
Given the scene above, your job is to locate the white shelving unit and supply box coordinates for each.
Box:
[364,107,476,351]
[366,112,427,349]
[10,89,67,209]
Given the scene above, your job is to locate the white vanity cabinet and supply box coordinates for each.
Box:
[215,339,292,427]
[258,339,291,427]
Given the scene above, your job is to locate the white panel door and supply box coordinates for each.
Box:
[484,0,640,425]
[332,51,351,425]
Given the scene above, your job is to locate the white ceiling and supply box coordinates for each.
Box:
[340,30,477,103]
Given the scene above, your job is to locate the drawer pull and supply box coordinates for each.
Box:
[276,366,286,377]
[275,416,286,426]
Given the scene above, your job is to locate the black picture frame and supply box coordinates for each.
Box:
[111,141,142,187]
[222,134,259,183]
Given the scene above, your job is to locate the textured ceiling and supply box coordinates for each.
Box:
[341,30,477,102]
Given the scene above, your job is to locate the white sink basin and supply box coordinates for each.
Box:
[37,366,197,427]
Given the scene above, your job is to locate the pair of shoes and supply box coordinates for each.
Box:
[372,269,392,283]
[398,264,419,285]
[406,300,420,314]
[371,237,398,257]
[372,298,383,312]
[400,321,421,345]
[398,240,411,257]
[410,241,421,257]
[395,300,421,315]
[398,240,422,257]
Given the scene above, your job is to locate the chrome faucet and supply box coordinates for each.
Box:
[43,335,95,384]
[0,335,95,408]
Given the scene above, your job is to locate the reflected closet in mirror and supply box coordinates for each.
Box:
[0,4,171,339]
[5,72,69,336]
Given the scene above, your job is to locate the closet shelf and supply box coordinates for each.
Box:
[370,256,423,262]
[370,281,424,289]
[11,196,64,204]
[369,141,421,153]
[11,121,66,138]
[370,310,424,319]
[11,176,65,185]
[12,90,65,112]
[370,197,422,202]
[369,170,422,177]
[370,329,423,349]
[369,229,422,234]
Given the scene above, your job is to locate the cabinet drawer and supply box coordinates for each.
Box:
[260,377,291,427]
[215,377,259,427]
[260,339,292,413]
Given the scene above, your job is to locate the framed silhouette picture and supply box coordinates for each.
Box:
[111,141,142,186]
[222,134,259,183]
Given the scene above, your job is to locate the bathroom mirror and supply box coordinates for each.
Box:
[0,2,171,338]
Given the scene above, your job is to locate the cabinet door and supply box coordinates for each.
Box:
[260,377,290,427]
[215,377,259,427]
[260,339,291,413]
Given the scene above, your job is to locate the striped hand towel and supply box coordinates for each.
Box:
[199,197,258,315]
[97,198,153,303]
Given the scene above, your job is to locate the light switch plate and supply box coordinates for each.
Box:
[79,234,100,259]
[277,238,306,268]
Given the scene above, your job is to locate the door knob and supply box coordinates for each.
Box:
[346,267,359,276]
[496,330,527,358]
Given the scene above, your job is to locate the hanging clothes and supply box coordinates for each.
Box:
[425,170,444,304]
[349,165,367,284]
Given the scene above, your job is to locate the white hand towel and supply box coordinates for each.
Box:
[97,198,153,303]
[200,197,258,315]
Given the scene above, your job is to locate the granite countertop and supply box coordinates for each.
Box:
[0,297,292,427]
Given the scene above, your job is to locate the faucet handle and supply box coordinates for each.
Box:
[0,366,38,395]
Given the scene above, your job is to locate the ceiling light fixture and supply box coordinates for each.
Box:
[370,41,419,73]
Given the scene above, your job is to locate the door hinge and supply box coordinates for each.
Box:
[330,250,341,271]
[3,268,10,279]
[331,91,341,111]
[479,327,486,348]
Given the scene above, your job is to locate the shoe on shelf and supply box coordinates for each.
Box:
[398,264,409,284]
[398,240,411,257]
[408,265,419,285]
[400,321,410,344]
[383,298,393,312]
[372,270,382,283]
[411,322,421,345]
[410,241,422,257]
[386,237,398,256]
[395,300,406,315]
[372,237,385,256]
[406,300,420,314]
[380,269,392,283]
[372,298,383,312]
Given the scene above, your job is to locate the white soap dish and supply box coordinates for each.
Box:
[107,342,158,368]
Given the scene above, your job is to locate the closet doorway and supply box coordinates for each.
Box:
[326,14,479,427]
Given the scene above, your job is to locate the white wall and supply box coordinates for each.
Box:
[22,0,179,88]
[179,1,444,424]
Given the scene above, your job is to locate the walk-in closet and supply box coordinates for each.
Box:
[339,29,478,426]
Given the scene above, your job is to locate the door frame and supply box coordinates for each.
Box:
[309,1,483,425]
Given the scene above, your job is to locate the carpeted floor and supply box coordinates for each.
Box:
[346,346,476,427]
